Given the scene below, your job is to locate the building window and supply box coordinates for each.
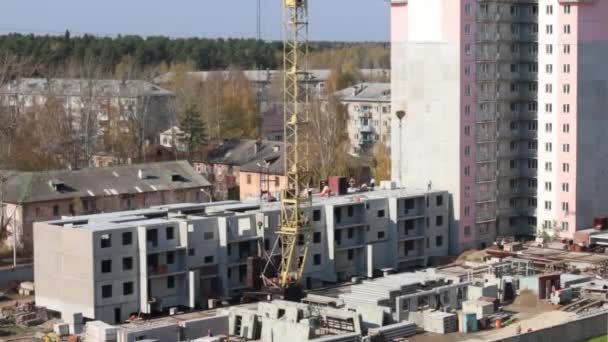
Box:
[204,256,214,264]
[122,232,132,246]
[546,25,553,34]
[464,166,470,177]
[123,282,134,296]
[464,126,470,136]
[377,231,385,239]
[563,163,570,173]
[436,195,443,206]
[564,44,571,54]
[347,206,354,217]
[313,210,321,221]
[274,176,280,187]
[100,234,111,248]
[564,64,571,73]
[545,142,552,152]
[166,226,174,240]
[545,182,552,191]
[545,83,552,93]
[464,206,470,217]
[563,104,570,113]
[562,202,569,212]
[53,205,59,216]
[101,284,112,299]
[313,254,321,265]
[313,232,321,244]
[436,216,444,226]
[563,144,570,153]
[546,5,553,14]
[464,226,471,237]
[204,232,214,240]
[167,276,175,289]
[464,85,471,96]
[166,251,175,264]
[546,64,553,74]
[436,236,444,247]
[564,25,571,34]
[122,257,133,271]
[545,201,552,210]
[188,248,195,256]
[545,103,552,112]
[347,249,354,260]
[545,162,552,172]
[563,84,570,93]
[546,44,553,55]
[101,260,112,274]
[347,228,354,239]
[464,146,471,156]
[377,210,385,218]
[246,174,252,185]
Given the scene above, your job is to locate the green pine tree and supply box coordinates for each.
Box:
[179,103,208,160]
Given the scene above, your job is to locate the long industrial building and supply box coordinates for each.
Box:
[391,0,608,252]
[33,186,449,324]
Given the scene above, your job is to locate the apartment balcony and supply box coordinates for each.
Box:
[497,166,536,179]
[476,150,497,164]
[498,110,538,122]
[476,111,498,123]
[476,129,497,143]
[476,171,497,184]
[500,148,537,160]
[475,186,497,203]
[497,129,536,141]
[358,124,373,133]
[509,187,537,198]
[476,10,537,24]
[500,205,537,218]
[398,208,426,220]
[476,210,497,224]
[494,71,537,82]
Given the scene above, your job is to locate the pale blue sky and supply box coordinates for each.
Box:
[0,0,390,41]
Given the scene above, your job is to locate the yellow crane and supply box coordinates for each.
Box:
[263,0,312,295]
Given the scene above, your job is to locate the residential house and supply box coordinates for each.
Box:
[0,161,210,252]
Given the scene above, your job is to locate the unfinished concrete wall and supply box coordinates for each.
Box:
[116,323,180,342]
[34,222,95,319]
[179,315,229,340]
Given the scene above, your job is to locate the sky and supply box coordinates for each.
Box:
[0,0,390,42]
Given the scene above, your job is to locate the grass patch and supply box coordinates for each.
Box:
[587,335,608,342]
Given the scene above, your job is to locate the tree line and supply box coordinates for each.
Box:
[0,32,389,77]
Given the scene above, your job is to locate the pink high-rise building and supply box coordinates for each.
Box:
[391,0,539,252]
[391,0,608,252]
[537,0,608,238]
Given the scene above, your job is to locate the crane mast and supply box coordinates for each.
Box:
[278,0,311,289]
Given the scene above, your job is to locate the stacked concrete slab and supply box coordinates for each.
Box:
[422,311,458,334]
[367,321,417,340]
[339,271,446,310]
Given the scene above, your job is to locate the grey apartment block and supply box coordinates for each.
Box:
[475,0,539,244]
[34,188,449,324]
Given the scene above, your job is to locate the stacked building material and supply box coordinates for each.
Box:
[422,311,457,334]
[367,321,417,341]
[85,321,118,342]
[339,271,446,310]
[310,332,361,342]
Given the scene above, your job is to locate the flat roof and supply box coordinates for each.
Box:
[44,187,446,232]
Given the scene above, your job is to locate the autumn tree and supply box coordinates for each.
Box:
[308,95,350,183]
[371,143,391,182]
[179,102,208,160]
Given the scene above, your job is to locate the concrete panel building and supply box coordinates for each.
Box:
[391,0,539,252]
[392,0,608,249]
[537,0,608,238]
[329,83,391,156]
[34,187,449,324]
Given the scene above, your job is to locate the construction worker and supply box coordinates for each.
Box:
[370,178,376,191]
